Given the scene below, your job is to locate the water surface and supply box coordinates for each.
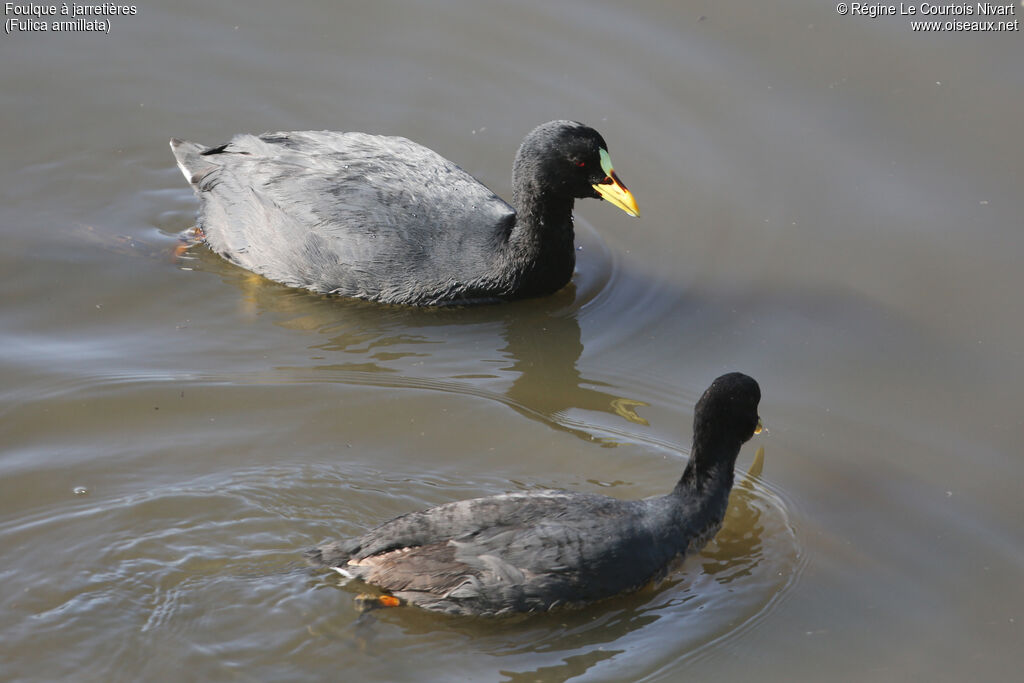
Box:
[1,1,1022,681]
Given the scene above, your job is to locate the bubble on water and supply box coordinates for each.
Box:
[73,486,89,496]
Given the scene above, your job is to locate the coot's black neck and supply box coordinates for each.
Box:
[506,176,577,297]
[673,434,743,498]
[641,438,741,561]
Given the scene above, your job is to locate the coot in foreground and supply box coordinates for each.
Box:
[305,373,762,616]
[170,121,638,305]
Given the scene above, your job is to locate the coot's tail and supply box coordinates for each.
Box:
[169,138,217,187]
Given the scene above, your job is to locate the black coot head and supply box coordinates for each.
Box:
[694,372,763,445]
[516,121,639,217]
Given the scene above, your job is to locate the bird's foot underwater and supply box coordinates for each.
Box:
[354,593,405,613]
[172,226,204,260]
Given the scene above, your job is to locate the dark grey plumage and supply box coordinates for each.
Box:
[170,121,638,306]
[305,373,762,616]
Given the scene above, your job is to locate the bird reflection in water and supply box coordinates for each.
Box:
[177,241,650,446]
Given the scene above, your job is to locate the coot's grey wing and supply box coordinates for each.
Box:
[171,131,516,304]
[458,498,663,601]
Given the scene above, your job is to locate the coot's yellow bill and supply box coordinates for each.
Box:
[593,149,639,217]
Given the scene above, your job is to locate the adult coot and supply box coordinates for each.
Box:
[170,121,638,305]
[305,373,762,616]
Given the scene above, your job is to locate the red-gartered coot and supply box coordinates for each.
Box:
[170,121,638,306]
[305,373,763,616]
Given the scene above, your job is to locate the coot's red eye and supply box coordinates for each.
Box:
[576,161,586,167]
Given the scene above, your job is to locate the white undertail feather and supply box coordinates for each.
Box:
[331,566,355,582]
[170,140,192,183]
